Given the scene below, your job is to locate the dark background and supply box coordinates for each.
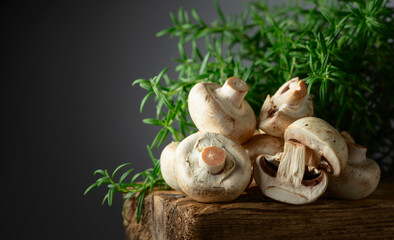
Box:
[2,1,281,239]
[2,1,392,239]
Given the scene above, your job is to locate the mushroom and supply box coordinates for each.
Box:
[188,77,256,144]
[327,137,381,200]
[242,134,284,164]
[258,77,313,137]
[254,141,328,204]
[284,117,348,176]
[175,131,252,202]
[253,117,348,204]
[160,141,183,192]
[340,130,355,143]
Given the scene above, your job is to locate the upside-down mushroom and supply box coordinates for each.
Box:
[253,117,348,204]
[327,133,381,200]
[254,141,328,204]
[175,132,252,202]
[188,77,256,144]
[258,77,313,137]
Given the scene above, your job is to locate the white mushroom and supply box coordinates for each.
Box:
[340,130,355,143]
[160,142,182,192]
[253,117,348,204]
[188,77,256,144]
[254,141,328,204]
[242,134,284,164]
[327,136,381,200]
[175,132,252,202]
[284,117,348,176]
[258,77,313,137]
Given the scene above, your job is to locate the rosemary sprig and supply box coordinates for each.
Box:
[84,157,167,223]
[86,0,394,223]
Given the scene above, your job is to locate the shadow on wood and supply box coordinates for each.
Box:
[123,183,394,240]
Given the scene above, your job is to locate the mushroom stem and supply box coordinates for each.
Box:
[275,78,308,106]
[276,141,314,185]
[347,142,367,165]
[220,77,249,108]
[289,79,308,100]
[199,146,226,174]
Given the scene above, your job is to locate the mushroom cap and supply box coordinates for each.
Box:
[327,142,381,200]
[254,155,328,204]
[160,142,183,192]
[175,131,252,202]
[242,134,284,163]
[284,117,348,177]
[188,79,256,144]
[341,131,355,144]
[258,78,313,137]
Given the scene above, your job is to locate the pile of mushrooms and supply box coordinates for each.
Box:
[159,76,381,204]
[160,77,254,202]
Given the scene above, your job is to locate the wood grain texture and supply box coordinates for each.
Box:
[124,183,394,240]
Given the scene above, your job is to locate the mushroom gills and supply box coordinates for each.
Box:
[254,141,328,204]
[261,155,322,185]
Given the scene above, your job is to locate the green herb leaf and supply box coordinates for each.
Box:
[136,190,146,223]
[215,0,226,24]
[119,168,134,184]
[84,182,98,195]
[112,163,132,179]
[142,118,164,126]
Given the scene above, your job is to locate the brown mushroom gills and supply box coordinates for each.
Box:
[199,146,226,175]
[259,156,324,187]
[220,77,249,108]
[254,141,328,204]
[264,141,323,187]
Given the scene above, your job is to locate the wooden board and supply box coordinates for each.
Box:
[123,183,394,240]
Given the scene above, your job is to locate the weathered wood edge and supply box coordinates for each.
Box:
[124,183,394,240]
